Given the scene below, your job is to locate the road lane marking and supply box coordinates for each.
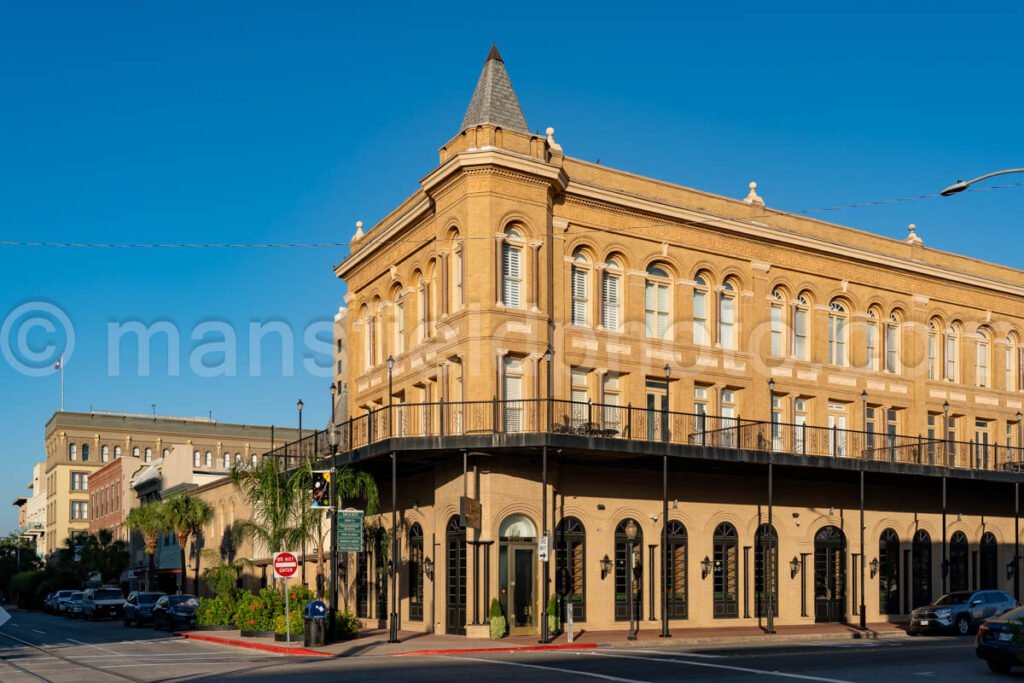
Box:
[439,655,653,682]
[627,649,724,658]
[585,651,856,683]
[30,629,44,634]
[65,637,125,656]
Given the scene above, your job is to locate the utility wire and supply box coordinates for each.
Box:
[1,181,1020,250]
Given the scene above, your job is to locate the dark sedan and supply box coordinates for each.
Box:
[151,594,198,631]
[123,591,165,626]
[909,590,1016,635]
[976,605,1024,673]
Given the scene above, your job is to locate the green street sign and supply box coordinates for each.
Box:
[336,509,365,551]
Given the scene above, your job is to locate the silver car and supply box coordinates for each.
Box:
[909,590,1017,635]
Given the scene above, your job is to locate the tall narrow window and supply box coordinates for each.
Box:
[718,279,736,350]
[81,444,89,462]
[793,295,809,359]
[101,445,109,463]
[945,324,960,382]
[453,239,464,310]
[556,517,587,622]
[601,257,622,331]
[770,289,784,357]
[713,522,739,619]
[501,228,523,308]
[409,523,424,622]
[885,313,900,374]
[927,322,938,380]
[205,451,212,467]
[1007,334,1020,391]
[602,373,621,432]
[754,524,778,618]
[144,448,152,463]
[976,330,991,388]
[571,250,590,327]
[665,520,687,619]
[570,367,589,428]
[645,265,670,339]
[193,450,201,467]
[866,309,879,371]
[692,274,709,345]
[503,357,523,432]
[828,301,848,366]
[720,389,737,448]
[223,452,231,468]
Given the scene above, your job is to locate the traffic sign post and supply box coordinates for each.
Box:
[273,552,299,645]
[538,533,550,562]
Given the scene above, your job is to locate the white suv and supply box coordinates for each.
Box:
[82,587,124,621]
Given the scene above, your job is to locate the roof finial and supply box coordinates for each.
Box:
[905,223,923,245]
[545,127,562,153]
[352,220,365,242]
[460,46,528,133]
[743,181,765,206]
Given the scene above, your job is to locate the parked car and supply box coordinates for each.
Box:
[151,594,198,631]
[54,590,75,614]
[976,605,1024,674]
[65,591,85,618]
[42,592,54,613]
[123,592,165,627]
[82,587,124,621]
[909,590,1017,635]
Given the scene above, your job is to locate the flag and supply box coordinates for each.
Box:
[311,471,332,508]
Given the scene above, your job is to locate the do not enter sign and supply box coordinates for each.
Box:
[273,551,299,580]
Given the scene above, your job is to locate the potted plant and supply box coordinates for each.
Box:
[547,595,560,636]
[334,610,361,641]
[489,598,506,639]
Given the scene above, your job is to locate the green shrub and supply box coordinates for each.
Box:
[197,595,236,626]
[9,571,44,610]
[489,597,506,639]
[489,597,503,619]
[233,592,276,631]
[547,594,560,634]
[274,607,304,636]
[284,584,315,604]
[333,610,360,641]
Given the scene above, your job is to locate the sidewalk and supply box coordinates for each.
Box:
[181,621,911,658]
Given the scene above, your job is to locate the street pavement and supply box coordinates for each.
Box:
[0,608,1009,682]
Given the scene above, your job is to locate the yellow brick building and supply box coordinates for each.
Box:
[327,47,1024,637]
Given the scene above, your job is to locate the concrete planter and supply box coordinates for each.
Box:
[240,629,275,638]
[194,624,235,632]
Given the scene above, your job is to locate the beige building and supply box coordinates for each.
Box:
[323,47,1024,637]
[43,411,297,557]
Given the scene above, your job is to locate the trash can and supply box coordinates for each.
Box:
[303,600,328,648]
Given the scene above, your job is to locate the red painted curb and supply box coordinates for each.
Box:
[180,632,333,657]
[394,643,598,656]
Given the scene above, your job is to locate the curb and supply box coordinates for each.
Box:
[395,643,599,656]
[180,632,333,657]
[595,629,910,649]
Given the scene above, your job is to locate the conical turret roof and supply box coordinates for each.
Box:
[460,45,529,134]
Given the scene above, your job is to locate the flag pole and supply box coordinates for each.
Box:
[60,353,64,411]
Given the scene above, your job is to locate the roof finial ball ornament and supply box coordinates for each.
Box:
[546,126,562,153]
[905,223,923,245]
[353,220,365,242]
[743,181,765,207]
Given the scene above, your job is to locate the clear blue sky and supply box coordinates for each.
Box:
[1,1,1022,533]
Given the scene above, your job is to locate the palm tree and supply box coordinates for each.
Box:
[164,493,214,595]
[200,523,253,599]
[125,502,170,591]
[230,455,305,583]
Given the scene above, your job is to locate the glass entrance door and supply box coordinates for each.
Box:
[511,547,535,633]
[814,525,846,623]
[646,381,668,441]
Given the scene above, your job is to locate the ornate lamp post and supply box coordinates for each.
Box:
[297,399,304,441]
[940,168,1024,196]
[386,355,395,436]
[625,519,638,641]
[327,384,339,638]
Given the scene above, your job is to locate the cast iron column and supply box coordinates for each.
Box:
[766,461,775,633]
[388,451,399,643]
[941,476,948,595]
[660,451,670,637]
[859,469,866,629]
[540,445,549,643]
[1016,482,1021,602]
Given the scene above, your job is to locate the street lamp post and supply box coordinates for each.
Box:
[386,355,395,436]
[626,519,638,641]
[328,384,339,639]
[940,168,1024,196]
[297,397,305,586]
[543,347,553,431]
[297,399,304,441]
[943,400,951,466]
[766,377,776,635]
[661,364,671,639]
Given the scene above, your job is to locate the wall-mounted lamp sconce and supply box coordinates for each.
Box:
[789,556,801,579]
[956,513,962,523]
[792,512,800,528]
[870,557,879,579]
[701,555,712,580]
[423,556,434,580]
[597,503,606,511]
[600,554,612,580]
[672,499,679,510]
[828,507,834,516]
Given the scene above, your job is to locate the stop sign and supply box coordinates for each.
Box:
[273,551,299,580]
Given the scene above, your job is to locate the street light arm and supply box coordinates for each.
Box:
[941,168,1024,196]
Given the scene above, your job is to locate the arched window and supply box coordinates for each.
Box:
[570,249,590,327]
[371,297,382,361]
[828,301,848,366]
[980,532,998,589]
[645,264,671,340]
[193,450,201,467]
[945,323,961,382]
[692,273,709,345]
[501,228,524,308]
[446,515,467,634]
[132,447,140,458]
[976,328,991,388]
[878,529,900,615]
[205,451,213,467]
[601,257,622,331]
[770,288,785,357]
[409,523,424,622]
[912,529,932,608]
[393,287,405,356]
[885,312,901,373]
[713,522,738,618]
[425,263,438,338]
[161,448,169,459]
[235,453,242,466]
[453,234,464,311]
[794,294,810,359]
[949,531,969,592]
[865,308,880,371]
[614,519,643,621]
[927,320,939,380]
[1005,334,1020,392]
[144,447,152,463]
[556,517,587,622]
[250,454,258,467]
[666,520,688,619]
[718,278,737,350]
[223,452,231,468]
[101,445,109,463]
[114,446,121,459]
[67,443,77,461]
[360,305,372,371]
[754,523,778,618]
[81,444,90,462]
